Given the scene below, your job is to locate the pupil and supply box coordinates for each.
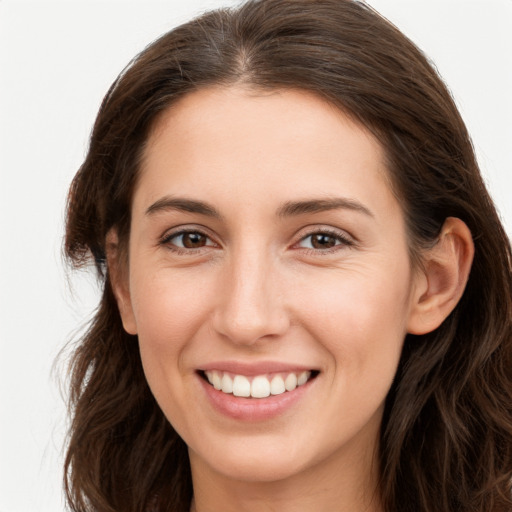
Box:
[183,232,206,248]
[312,234,335,249]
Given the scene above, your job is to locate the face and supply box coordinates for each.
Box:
[116,86,424,486]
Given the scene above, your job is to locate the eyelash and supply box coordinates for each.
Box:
[294,229,355,254]
[159,227,354,255]
[159,229,217,255]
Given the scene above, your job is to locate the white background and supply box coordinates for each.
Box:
[0,1,510,511]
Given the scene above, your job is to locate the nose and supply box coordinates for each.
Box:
[212,248,290,346]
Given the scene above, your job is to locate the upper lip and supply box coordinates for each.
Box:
[198,360,318,376]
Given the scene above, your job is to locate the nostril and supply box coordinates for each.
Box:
[212,310,291,346]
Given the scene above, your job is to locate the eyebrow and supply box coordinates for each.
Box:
[277,197,373,218]
[145,196,373,220]
[145,196,222,219]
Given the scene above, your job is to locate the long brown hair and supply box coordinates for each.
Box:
[64,1,512,511]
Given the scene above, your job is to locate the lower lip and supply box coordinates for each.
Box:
[198,374,314,421]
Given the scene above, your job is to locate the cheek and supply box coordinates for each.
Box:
[131,269,212,346]
[128,269,217,401]
[298,264,411,376]
[128,269,218,432]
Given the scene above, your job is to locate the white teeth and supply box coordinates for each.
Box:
[284,373,297,391]
[221,373,233,394]
[204,370,314,398]
[270,375,286,395]
[297,371,311,386]
[212,371,222,390]
[232,375,251,397]
[251,375,271,398]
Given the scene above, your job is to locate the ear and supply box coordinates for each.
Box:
[407,217,474,335]
[106,229,138,335]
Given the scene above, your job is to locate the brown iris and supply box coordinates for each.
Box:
[181,232,208,248]
[310,233,337,249]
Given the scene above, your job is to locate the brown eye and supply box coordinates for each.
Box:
[165,231,214,250]
[297,231,353,251]
[181,232,208,248]
[310,233,337,249]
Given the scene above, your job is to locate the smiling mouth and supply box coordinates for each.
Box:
[199,370,319,399]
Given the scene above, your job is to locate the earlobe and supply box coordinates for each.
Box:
[106,229,138,335]
[407,217,474,335]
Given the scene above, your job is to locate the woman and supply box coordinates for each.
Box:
[63,0,512,511]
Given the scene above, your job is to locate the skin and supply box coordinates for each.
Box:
[110,86,474,512]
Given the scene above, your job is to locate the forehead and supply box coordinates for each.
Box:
[136,86,398,220]
[146,86,380,157]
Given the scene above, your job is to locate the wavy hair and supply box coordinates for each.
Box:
[63,1,512,511]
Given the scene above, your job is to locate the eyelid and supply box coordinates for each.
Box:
[158,224,355,253]
[292,225,356,252]
[159,225,220,250]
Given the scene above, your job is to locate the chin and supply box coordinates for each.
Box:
[189,435,315,483]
